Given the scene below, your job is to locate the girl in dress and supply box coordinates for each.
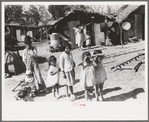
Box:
[85,31,91,48]
[46,55,60,98]
[78,51,97,101]
[93,50,107,101]
[60,43,76,101]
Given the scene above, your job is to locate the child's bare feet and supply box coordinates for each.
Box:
[70,94,75,101]
[56,94,60,99]
[100,97,105,101]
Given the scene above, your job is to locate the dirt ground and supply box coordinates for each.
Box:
[4,40,146,102]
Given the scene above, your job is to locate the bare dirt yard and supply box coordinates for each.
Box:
[4,40,146,102]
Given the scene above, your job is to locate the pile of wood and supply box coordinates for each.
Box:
[111,53,145,72]
[105,48,145,59]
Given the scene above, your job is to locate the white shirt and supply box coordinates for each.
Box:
[60,52,74,72]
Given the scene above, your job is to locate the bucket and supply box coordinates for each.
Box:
[50,33,60,47]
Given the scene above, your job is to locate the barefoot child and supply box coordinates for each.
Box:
[93,50,107,101]
[60,43,76,101]
[46,55,60,98]
[78,51,97,101]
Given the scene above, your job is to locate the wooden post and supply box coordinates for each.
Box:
[119,22,123,48]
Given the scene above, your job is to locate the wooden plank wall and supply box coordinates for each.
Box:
[135,14,143,40]
[123,16,135,43]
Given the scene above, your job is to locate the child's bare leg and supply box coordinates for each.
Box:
[52,86,56,97]
[99,83,104,101]
[69,86,74,95]
[69,86,76,100]
[85,87,89,101]
[66,85,69,97]
[56,84,59,95]
[85,90,88,101]
[95,84,99,101]
[55,84,59,98]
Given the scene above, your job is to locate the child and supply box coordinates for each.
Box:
[93,50,107,101]
[78,51,97,101]
[24,70,36,97]
[74,25,84,50]
[85,31,91,48]
[60,43,75,101]
[46,55,60,98]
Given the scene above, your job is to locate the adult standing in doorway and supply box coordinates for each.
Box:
[74,25,84,50]
[100,17,109,45]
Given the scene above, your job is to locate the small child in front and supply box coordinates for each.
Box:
[46,55,60,99]
[93,50,107,101]
[78,51,97,101]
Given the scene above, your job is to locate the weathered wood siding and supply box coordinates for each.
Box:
[135,14,143,39]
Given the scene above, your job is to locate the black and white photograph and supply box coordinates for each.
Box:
[2,1,148,120]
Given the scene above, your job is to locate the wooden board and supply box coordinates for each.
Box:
[135,14,143,40]
[94,23,105,46]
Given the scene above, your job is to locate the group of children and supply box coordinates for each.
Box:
[22,31,107,101]
[44,43,107,101]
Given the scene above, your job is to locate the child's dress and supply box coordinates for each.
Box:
[75,28,83,47]
[95,60,107,84]
[46,65,60,87]
[60,52,75,86]
[85,35,91,46]
[80,62,95,88]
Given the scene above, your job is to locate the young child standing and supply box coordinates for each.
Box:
[46,55,60,99]
[78,51,97,101]
[85,31,91,48]
[93,50,107,101]
[60,43,76,101]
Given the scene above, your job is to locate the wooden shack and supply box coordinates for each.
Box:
[116,5,145,43]
[48,10,114,49]
[5,18,40,42]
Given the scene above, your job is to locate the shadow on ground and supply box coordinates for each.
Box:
[103,87,122,95]
[104,88,144,101]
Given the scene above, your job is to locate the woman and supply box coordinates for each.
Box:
[23,34,46,93]
[26,48,46,93]
[74,25,84,50]
[23,34,37,67]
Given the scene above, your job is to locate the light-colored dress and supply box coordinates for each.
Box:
[75,28,83,47]
[85,35,91,46]
[23,45,37,66]
[80,62,95,88]
[46,65,60,87]
[60,52,75,86]
[95,60,107,84]
[26,56,46,90]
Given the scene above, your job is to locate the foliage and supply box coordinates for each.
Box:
[38,5,52,25]
[5,5,23,22]
[48,5,68,20]
[22,5,41,26]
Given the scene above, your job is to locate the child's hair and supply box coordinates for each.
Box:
[93,50,104,60]
[48,55,56,66]
[82,51,91,61]
[65,43,72,50]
